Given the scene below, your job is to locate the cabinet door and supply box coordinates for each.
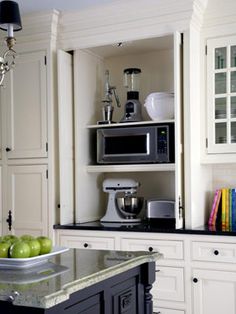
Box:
[207,35,236,153]
[57,50,74,224]
[192,268,236,314]
[4,50,47,159]
[174,31,184,228]
[3,165,48,236]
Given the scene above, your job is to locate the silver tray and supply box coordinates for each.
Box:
[0,246,69,269]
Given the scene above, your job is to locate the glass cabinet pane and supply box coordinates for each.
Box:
[215,47,226,69]
[215,123,227,144]
[231,96,236,118]
[231,122,236,143]
[215,97,226,119]
[231,71,236,92]
[231,46,236,67]
[215,73,227,94]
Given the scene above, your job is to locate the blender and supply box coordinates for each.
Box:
[121,68,143,122]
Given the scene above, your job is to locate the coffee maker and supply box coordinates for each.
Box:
[121,68,143,122]
[100,178,143,223]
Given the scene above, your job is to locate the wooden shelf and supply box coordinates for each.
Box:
[86,163,175,173]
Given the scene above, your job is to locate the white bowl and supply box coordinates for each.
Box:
[144,92,174,121]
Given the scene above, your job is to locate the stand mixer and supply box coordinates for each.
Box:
[100,178,144,223]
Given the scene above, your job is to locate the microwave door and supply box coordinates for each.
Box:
[97,127,157,164]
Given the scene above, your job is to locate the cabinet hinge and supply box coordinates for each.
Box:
[206,138,208,148]
[178,196,183,219]
[44,56,47,65]
[205,45,207,55]
[46,170,48,179]
[46,142,48,152]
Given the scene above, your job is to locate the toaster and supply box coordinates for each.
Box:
[146,200,175,219]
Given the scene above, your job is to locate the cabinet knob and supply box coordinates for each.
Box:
[6,147,11,152]
[193,278,198,283]
[83,243,88,248]
[214,250,219,255]
[148,246,153,252]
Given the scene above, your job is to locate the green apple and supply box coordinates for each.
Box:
[0,241,11,258]
[9,241,30,258]
[37,236,52,255]
[26,239,41,257]
[3,235,18,244]
[20,234,35,241]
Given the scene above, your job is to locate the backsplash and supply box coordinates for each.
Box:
[212,164,236,190]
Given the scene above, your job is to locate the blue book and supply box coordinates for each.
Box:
[232,189,236,229]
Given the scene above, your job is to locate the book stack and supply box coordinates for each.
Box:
[208,188,236,230]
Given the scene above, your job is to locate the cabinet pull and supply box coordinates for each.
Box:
[83,243,88,248]
[214,250,219,255]
[193,278,198,283]
[148,246,153,252]
[155,269,160,273]
[6,147,11,152]
[6,210,12,231]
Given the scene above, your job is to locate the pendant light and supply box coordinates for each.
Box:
[0,0,22,85]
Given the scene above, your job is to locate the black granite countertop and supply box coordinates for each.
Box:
[54,221,236,236]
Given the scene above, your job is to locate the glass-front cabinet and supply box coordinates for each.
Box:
[207,35,236,153]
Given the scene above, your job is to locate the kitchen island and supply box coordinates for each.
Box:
[0,248,161,314]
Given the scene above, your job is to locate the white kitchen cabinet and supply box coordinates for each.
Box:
[0,50,50,235]
[192,268,236,314]
[71,32,184,228]
[206,35,236,154]
[190,236,236,314]
[2,165,48,236]
[154,309,185,314]
[3,50,48,159]
[55,229,236,314]
[57,230,116,250]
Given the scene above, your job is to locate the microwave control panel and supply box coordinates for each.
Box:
[156,126,170,162]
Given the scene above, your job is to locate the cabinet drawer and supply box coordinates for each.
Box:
[153,266,184,302]
[154,309,185,314]
[59,235,115,250]
[192,241,236,263]
[121,238,183,260]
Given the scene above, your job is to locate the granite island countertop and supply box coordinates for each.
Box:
[0,248,161,309]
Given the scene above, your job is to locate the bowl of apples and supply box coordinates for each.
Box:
[0,234,68,269]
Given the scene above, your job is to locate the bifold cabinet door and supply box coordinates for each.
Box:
[4,50,47,159]
[4,165,48,236]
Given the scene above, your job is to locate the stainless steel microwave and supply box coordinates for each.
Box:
[97,124,175,164]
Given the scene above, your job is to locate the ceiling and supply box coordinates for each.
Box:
[16,0,120,15]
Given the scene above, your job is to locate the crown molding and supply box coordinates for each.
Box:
[16,10,60,45]
[202,0,236,30]
[58,0,196,50]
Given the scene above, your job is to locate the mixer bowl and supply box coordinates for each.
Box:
[116,196,144,217]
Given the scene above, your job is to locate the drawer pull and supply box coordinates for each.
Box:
[148,246,153,252]
[193,278,198,283]
[214,250,219,255]
[83,243,88,248]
